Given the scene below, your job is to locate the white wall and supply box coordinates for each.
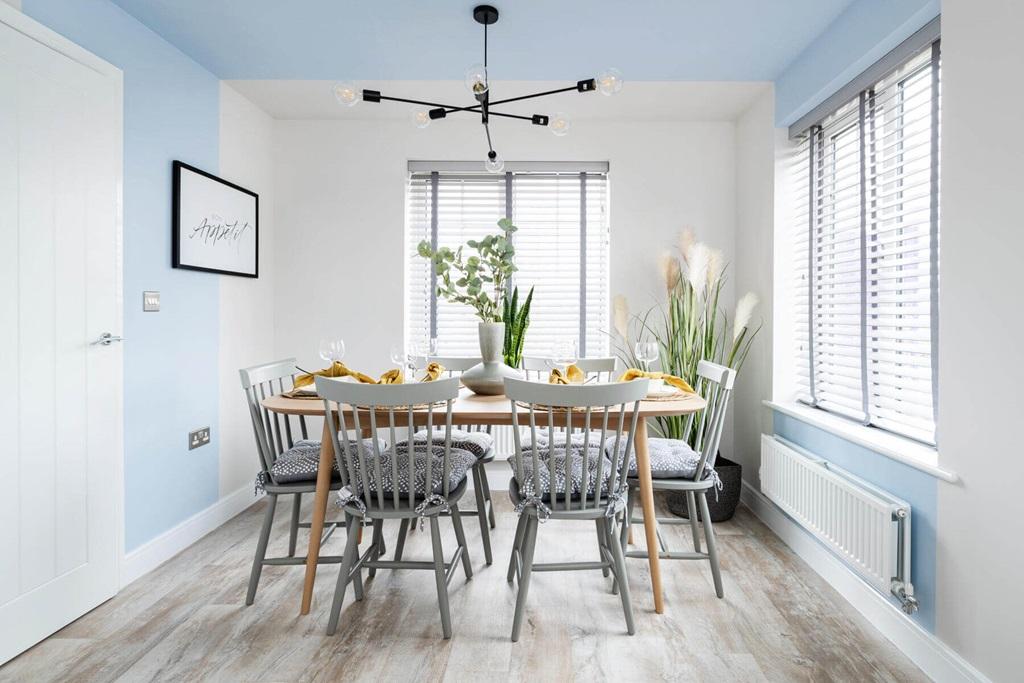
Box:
[272,115,741,454]
[731,88,776,480]
[217,83,276,497]
[935,1,1024,680]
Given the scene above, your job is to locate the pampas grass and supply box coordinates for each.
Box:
[611,229,761,444]
[658,250,681,293]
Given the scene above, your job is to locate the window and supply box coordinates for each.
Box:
[791,38,940,445]
[406,162,610,358]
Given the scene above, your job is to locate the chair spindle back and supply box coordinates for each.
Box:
[239,359,309,481]
[504,377,648,512]
[315,376,461,513]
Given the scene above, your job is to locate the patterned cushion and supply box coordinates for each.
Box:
[396,428,494,460]
[518,429,609,453]
[343,444,476,499]
[508,447,617,499]
[606,437,711,479]
[255,438,383,492]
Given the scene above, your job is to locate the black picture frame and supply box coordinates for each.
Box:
[172,160,259,278]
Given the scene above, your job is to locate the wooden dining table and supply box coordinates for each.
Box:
[260,386,706,616]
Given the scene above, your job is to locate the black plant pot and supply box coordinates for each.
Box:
[666,455,742,523]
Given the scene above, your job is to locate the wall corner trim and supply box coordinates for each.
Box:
[740,481,990,683]
[120,485,259,588]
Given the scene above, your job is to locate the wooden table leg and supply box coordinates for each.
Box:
[300,417,335,615]
[634,419,665,614]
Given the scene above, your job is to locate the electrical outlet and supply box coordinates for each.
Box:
[189,427,211,450]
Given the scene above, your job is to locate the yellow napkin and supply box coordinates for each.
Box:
[294,361,401,388]
[419,362,445,382]
[549,364,585,384]
[619,368,695,394]
[377,368,404,384]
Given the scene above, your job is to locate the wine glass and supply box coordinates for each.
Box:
[390,343,408,375]
[319,339,333,364]
[548,337,579,375]
[634,341,659,372]
[319,338,345,366]
[330,339,346,363]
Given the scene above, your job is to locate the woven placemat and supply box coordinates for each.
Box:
[642,391,696,402]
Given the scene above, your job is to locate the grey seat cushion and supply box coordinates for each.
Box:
[396,428,494,460]
[518,429,610,453]
[343,444,476,499]
[606,437,712,480]
[507,446,617,499]
[255,438,383,492]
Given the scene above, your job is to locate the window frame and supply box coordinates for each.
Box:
[405,163,610,359]
[791,39,941,447]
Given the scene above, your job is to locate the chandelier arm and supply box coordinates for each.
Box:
[375,94,479,112]
[484,121,495,154]
[487,111,538,122]
[487,85,584,107]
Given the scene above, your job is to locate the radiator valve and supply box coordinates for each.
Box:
[891,580,919,614]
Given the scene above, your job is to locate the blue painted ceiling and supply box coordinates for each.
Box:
[110,0,856,81]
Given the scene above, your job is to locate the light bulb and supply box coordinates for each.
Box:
[485,152,504,174]
[332,81,359,107]
[410,107,431,129]
[596,68,623,96]
[549,112,572,137]
[464,63,488,95]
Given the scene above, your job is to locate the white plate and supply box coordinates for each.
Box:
[646,380,677,398]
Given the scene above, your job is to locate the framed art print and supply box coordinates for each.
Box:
[172,160,259,277]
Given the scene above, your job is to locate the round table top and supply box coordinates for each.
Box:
[260,386,706,424]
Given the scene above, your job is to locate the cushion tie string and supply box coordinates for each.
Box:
[415,494,451,530]
[603,489,628,518]
[335,485,366,514]
[513,492,552,523]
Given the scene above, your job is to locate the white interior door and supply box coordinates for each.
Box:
[0,6,123,665]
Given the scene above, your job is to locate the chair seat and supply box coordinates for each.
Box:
[343,444,477,500]
[396,428,494,461]
[506,446,617,498]
[255,438,383,492]
[607,437,716,481]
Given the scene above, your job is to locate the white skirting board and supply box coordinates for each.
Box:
[740,481,990,683]
[120,485,259,588]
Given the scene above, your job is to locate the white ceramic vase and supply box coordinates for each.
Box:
[460,321,524,395]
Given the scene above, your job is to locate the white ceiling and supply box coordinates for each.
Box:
[227,80,771,122]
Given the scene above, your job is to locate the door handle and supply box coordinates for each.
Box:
[91,332,125,346]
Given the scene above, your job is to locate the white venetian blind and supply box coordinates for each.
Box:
[792,40,940,445]
[406,166,609,358]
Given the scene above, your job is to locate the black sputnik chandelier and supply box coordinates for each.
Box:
[331,4,623,173]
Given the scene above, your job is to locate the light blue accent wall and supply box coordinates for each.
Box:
[773,411,937,632]
[775,0,940,126]
[22,0,222,551]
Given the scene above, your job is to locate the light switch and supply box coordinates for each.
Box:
[143,291,160,312]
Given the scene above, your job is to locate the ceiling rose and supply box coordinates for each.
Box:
[332,5,623,173]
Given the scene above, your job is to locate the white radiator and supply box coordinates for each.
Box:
[760,434,917,613]
[492,425,516,458]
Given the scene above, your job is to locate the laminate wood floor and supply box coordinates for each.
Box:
[0,492,927,682]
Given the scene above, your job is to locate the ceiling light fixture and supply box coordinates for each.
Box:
[333,5,623,172]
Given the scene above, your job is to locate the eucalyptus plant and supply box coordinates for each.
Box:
[612,229,761,444]
[417,218,518,323]
[502,285,534,367]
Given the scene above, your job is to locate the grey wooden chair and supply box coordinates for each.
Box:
[316,376,473,639]
[521,356,619,382]
[504,376,648,641]
[619,360,736,599]
[402,355,497,565]
[239,359,354,606]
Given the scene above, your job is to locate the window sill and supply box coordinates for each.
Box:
[763,400,958,483]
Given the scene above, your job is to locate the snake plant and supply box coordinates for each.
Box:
[502,285,533,367]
